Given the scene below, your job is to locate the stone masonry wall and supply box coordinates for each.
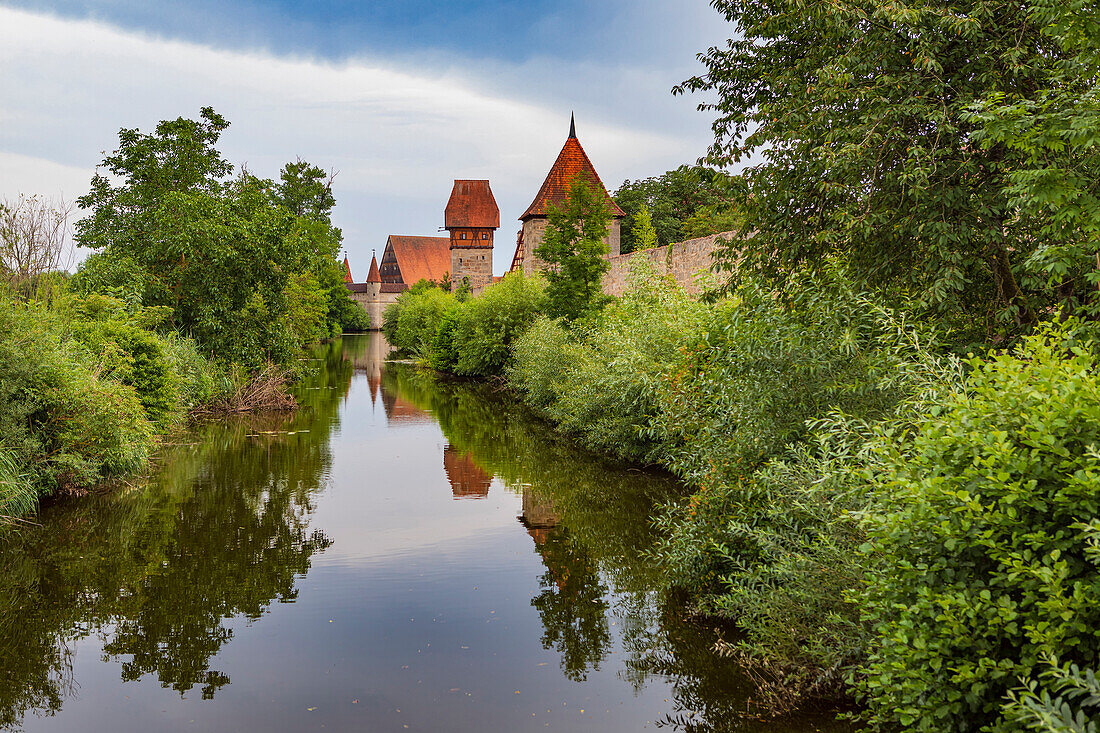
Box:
[349,288,400,331]
[470,230,732,300]
[600,231,731,297]
[451,247,494,289]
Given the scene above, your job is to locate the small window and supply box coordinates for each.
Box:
[481,232,488,240]
[460,232,467,240]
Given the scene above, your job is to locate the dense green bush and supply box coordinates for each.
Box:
[385,274,545,376]
[857,324,1100,732]
[429,307,462,372]
[646,273,964,709]
[652,271,927,487]
[339,302,371,333]
[0,287,230,523]
[383,285,455,359]
[1003,658,1100,733]
[509,259,706,461]
[0,295,156,497]
[0,447,34,522]
[448,273,545,377]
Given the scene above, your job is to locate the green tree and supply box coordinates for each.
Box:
[858,325,1100,731]
[631,204,659,251]
[613,165,737,253]
[274,159,336,219]
[677,0,1100,336]
[75,109,351,367]
[535,175,612,321]
[964,3,1100,322]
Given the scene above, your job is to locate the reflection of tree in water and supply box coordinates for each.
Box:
[100,429,334,698]
[384,364,851,733]
[529,526,611,682]
[0,338,351,725]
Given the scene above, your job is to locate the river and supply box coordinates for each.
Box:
[0,334,849,732]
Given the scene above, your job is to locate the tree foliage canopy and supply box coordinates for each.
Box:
[75,108,355,368]
[678,0,1100,337]
[613,165,738,253]
[535,175,612,321]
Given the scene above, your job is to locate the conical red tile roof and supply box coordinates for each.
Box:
[343,256,354,283]
[366,254,381,283]
[520,130,625,221]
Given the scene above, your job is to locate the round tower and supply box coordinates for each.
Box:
[517,115,626,274]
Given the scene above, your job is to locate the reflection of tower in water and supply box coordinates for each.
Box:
[343,334,393,406]
[443,444,492,499]
[518,487,561,548]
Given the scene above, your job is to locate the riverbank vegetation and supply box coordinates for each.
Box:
[382,1,1100,726]
[0,108,368,526]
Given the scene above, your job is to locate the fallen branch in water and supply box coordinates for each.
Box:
[194,364,298,416]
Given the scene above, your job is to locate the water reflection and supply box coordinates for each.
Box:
[443,446,492,500]
[0,341,349,727]
[379,363,851,732]
[0,336,850,733]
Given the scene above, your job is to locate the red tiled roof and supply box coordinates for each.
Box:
[444,445,491,499]
[342,256,354,283]
[366,254,381,283]
[445,180,500,229]
[386,235,451,285]
[520,133,625,221]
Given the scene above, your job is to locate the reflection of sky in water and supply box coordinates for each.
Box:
[7,335,850,733]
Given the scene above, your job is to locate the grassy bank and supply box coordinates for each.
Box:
[0,287,251,523]
[382,259,1100,730]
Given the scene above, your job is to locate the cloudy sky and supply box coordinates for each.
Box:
[0,1,732,274]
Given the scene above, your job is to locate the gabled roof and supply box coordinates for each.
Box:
[366,254,381,283]
[386,235,451,285]
[342,256,354,283]
[445,180,500,229]
[520,127,625,221]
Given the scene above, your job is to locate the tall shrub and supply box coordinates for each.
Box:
[509,258,707,461]
[448,273,545,378]
[858,324,1100,732]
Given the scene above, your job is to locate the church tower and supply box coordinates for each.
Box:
[515,115,625,275]
[444,180,499,289]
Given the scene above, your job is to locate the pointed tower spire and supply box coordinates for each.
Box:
[568,112,576,139]
[366,251,381,283]
[342,254,354,284]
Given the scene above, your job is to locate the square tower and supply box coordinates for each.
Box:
[444,180,499,289]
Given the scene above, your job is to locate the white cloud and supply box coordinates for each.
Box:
[0,150,90,202]
[0,5,715,274]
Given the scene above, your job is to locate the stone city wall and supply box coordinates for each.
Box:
[600,231,731,297]
[470,230,732,299]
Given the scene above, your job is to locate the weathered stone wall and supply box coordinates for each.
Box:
[349,287,400,331]
[468,230,732,301]
[451,247,493,289]
[520,218,548,274]
[520,216,622,275]
[600,231,732,297]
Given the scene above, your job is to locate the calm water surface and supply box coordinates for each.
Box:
[0,335,849,732]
